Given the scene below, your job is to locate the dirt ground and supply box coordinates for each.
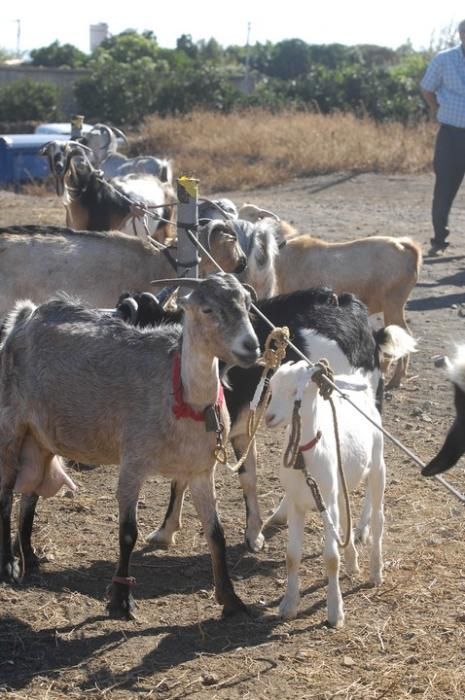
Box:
[0,172,464,700]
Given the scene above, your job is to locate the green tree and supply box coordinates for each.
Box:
[0,79,58,120]
[95,30,160,63]
[0,46,18,63]
[154,66,239,115]
[176,34,198,60]
[74,53,169,124]
[267,39,311,79]
[30,40,88,67]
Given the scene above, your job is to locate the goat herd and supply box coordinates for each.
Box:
[0,124,463,630]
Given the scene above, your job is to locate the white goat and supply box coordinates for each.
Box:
[276,231,422,388]
[265,360,385,628]
[0,274,260,619]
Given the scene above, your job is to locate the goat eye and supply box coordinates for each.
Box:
[202,307,213,314]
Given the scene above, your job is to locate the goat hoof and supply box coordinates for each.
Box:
[245,531,265,553]
[145,529,175,548]
[13,542,42,572]
[327,615,345,629]
[1,558,21,584]
[106,583,138,620]
[221,594,248,618]
[278,598,299,620]
[369,572,383,587]
[422,461,448,477]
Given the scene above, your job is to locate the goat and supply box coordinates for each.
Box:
[115,288,413,552]
[198,198,238,223]
[59,147,176,243]
[40,139,92,196]
[238,203,280,222]
[80,123,173,183]
[422,346,465,476]
[0,225,247,320]
[0,273,260,619]
[276,231,422,388]
[196,217,280,299]
[264,360,385,627]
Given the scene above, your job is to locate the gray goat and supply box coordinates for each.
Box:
[196,200,279,300]
[0,273,260,619]
[80,124,173,183]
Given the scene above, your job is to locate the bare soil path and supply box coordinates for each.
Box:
[0,173,464,700]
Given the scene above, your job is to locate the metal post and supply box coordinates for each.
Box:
[176,176,199,279]
[70,115,85,140]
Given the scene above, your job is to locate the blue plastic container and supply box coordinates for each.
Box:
[0,133,67,188]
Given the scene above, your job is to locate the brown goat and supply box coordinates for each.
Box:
[276,231,422,388]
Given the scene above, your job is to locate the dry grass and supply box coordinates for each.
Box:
[132,110,436,192]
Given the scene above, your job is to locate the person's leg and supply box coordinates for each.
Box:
[431,126,465,250]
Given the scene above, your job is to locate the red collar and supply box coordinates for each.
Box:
[172,352,224,421]
[299,430,322,453]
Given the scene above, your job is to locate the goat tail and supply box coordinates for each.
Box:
[0,299,37,349]
[374,324,417,363]
[397,237,423,274]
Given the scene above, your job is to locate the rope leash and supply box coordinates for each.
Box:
[283,359,353,548]
[219,327,291,473]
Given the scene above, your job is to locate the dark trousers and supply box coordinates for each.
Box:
[432,124,465,244]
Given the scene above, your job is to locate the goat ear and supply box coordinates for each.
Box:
[39,142,51,156]
[242,283,257,304]
[177,294,194,311]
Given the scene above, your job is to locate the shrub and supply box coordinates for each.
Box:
[0,80,58,121]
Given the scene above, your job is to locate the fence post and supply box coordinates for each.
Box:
[70,114,84,139]
[176,176,199,279]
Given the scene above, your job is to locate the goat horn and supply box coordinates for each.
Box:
[67,140,93,154]
[111,126,129,147]
[150,278,202,288]
[94,124,112,149]
[115,297,138,324]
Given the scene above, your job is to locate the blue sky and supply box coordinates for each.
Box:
[1,1,464,55]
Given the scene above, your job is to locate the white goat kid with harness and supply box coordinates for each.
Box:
[265,360,385,628]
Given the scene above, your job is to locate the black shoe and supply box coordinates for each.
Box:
[426,240,449,257]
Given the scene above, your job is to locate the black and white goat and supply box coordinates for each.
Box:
[264,361,385,628]
[116,288,414,552]
[0,274,260,619]
[422,346,465,476]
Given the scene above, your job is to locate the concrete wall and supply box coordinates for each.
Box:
[0,65,89,117]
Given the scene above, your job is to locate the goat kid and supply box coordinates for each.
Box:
[0,273,260,619]
[265,361,385,628]
[422,345,465,476]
